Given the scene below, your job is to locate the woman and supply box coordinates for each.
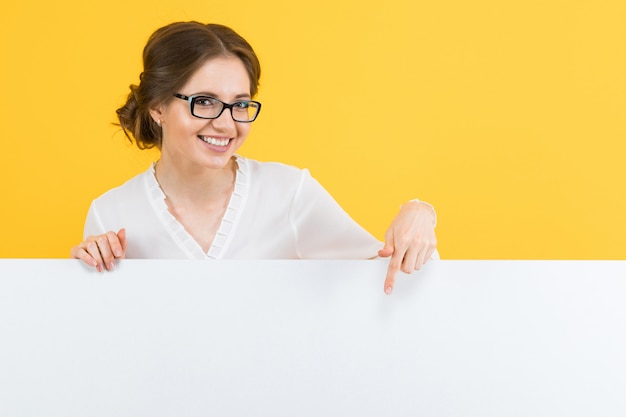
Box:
[70,21,438,294]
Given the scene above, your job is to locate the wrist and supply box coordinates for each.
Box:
[403,199,437,227]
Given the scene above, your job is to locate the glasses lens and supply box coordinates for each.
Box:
[232,101,260,122]
[191,96,223,118]
[190,96,260,121]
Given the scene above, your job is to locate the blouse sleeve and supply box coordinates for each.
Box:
[83,201,106,239]
[287,169,383,259]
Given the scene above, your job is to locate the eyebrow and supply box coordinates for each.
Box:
[192,92,252,100]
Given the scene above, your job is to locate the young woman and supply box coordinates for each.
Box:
[70,21,438,294]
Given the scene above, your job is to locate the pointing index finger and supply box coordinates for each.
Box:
[384,252,403,295]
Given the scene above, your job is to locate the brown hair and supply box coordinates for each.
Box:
[116,21,261,149]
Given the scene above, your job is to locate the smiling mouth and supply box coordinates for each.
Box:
[198,136,231,146]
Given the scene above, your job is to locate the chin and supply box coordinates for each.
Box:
[201,153,237,170]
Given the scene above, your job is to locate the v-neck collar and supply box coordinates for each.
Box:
[145,155,249,259]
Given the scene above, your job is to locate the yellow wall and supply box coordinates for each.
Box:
[1,0,624,259]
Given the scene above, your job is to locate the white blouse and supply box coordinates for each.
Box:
[84,156,385,260]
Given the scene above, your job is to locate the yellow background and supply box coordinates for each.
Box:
[1,0,624,259]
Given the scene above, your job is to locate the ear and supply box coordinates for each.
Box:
[149,104,165,126]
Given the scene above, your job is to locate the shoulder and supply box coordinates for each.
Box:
[236,156,338,214]
[235,157,327,208]
[240,156,306,177]
[237,156,311,188]
[91,166,152,207]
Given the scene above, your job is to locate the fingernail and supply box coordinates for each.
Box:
[114,249,122,257]
[385,286,393,295]
[108,262,115,271]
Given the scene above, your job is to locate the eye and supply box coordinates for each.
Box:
[233,101,249,109]
[193,96,220,107]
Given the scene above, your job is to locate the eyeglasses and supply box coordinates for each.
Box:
[173,94,261,123]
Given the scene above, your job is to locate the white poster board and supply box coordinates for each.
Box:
[1,259,625,416]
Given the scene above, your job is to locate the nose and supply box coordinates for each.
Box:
[211,107,237,131]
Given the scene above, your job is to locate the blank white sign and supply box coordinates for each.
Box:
[1,259,625,417]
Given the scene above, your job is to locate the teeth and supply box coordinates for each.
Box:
[200,136,230,146]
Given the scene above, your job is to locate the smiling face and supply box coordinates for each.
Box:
[150,55,253,173]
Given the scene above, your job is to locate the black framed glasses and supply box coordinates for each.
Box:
[173,94,262,122]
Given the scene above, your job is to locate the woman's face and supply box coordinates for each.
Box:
[152,56,253,172]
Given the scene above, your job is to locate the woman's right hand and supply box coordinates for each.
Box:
[70,228,127,272]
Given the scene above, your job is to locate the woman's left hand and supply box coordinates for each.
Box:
[378,201,437,295]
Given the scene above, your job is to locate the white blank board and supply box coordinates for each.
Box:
[1,259,625,417]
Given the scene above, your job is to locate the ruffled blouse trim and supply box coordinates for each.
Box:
[144,155,249,259]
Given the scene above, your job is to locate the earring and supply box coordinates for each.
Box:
[157,119,162,127]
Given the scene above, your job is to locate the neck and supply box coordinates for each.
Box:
[154,157,237,203]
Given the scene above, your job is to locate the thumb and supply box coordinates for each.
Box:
[378,244,394,258]
[117,228,128,257]
[378,232,395,258]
